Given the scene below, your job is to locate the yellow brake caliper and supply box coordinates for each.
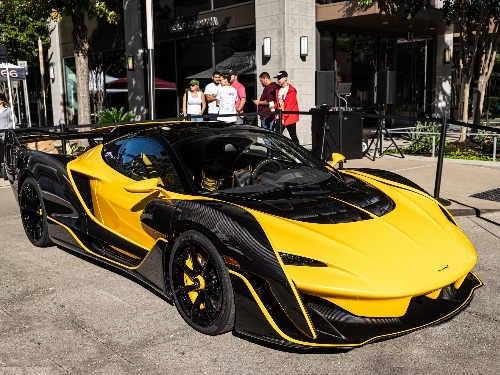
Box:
[184,253,206,309]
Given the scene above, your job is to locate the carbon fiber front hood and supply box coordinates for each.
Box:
[211,176,395,224]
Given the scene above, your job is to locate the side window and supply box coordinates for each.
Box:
[103,136,184,193]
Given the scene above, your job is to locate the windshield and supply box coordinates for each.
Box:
[176,130,345,196]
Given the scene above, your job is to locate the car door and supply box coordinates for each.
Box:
[68,132,186,253]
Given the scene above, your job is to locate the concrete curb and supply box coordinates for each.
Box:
[400,155,500,168]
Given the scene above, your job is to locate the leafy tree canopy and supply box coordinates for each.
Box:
[0,0,51,67]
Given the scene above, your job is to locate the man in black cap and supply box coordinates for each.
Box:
[274,70,300,144]
[253,72,280,131]
[229,69,246,124]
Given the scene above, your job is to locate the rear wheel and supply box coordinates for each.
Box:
[19,177,52,247]
[169,230,235,335]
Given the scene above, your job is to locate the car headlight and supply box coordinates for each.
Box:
[279,252,327,267]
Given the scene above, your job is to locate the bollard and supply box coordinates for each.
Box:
[60,123,67,155]
[338,109,344,169]
[433,117,447,199]
[432,136,436,158]
[494,136,497,162]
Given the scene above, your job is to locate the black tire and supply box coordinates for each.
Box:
[169,230,235,335]
[19,177,53,247]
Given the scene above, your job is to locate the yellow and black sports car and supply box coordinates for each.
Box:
[3,122,481,349]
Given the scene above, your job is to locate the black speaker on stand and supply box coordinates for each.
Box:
[366,71,404,160]
[315,71,336,107]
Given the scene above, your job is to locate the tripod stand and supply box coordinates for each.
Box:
[364,110,404,161]
[312,109,340,161]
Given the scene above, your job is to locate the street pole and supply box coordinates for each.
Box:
[146,0,155,120]
[38,39,48,126]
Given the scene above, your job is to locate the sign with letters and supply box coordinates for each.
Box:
[0,64,27,81]
[170,17,218,33]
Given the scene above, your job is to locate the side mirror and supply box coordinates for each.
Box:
[330,153,345,166]
[124,178,171,198]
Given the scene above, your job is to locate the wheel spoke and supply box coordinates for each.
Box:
[174,284,197,294]
[188,245,202,274]
[203,290,219,322]
[174,258,197,280]
[205,282,221,295]
[20,204,38,213]
[201,258,215,276]
[190,292,204,321]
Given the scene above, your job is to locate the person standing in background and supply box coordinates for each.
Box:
[0,93,16,178]
[182,79,206,121]
[204,71,221,120]
[274,71,300,145]
[253,72,280,131]
[216,73,238,124]
[228,69,246,124]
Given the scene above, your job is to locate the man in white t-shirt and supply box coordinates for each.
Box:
[204,71,221,119]
[216,73,238,123]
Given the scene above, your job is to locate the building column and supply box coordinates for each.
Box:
[255,0,316,146]
[432,32,452,118]
[48,20,66,126]
[123,0,147,120]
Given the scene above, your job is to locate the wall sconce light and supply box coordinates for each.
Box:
[300,36,308,57]
[444,48,451,64]
[49,67,55,80]
[263,37,271,58]
[127,55,134,71]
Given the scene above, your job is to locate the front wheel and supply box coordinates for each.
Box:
[169,230,235,335]
[19,177,53,247]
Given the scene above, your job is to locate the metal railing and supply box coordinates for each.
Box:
[4,109,500,200]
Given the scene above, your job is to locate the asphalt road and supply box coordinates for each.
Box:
[1,184,499,375]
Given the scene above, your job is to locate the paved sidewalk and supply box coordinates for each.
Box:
[342,154,500,217]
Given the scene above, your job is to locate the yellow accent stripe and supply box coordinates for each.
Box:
[229,270,483,348]
[47,216,170,270]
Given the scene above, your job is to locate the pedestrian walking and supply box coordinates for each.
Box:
[204,71,221,120]
[228,69,246,124]
[216,73,238,124]
[253,72,280,131]
[0,92,16,178]
[182,79,206,121]
[274,71,300,145]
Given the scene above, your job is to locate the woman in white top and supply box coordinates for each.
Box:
[0,92,16,178]
[182,79,206,122]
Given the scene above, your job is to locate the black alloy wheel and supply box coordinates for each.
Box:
[19,177,52,247]
[169,230,235,335]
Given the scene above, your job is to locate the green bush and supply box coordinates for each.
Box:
[401,121,441,154]
[98,107,135,124]
[485,96,500,114]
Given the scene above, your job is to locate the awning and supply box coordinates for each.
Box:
[107,77,177,90]
[187,51,256,79]
[0,62,26,81]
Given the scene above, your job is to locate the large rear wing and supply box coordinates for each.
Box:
[2,120,188,151]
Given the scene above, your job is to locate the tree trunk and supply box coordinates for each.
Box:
[473,76,487,125]
[459,82,470,142]
[72,13,90,129]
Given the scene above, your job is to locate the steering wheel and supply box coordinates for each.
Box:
[252,159,282,182]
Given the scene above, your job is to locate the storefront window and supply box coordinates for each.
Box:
[396,38,427,115]
[175,0,210,16]
[336,33,378,107]
[214,0,252,8]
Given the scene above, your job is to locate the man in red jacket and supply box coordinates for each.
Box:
[274,71,300,145]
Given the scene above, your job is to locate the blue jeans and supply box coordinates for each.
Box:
[260,117,275,131]
[235,116,244,125]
